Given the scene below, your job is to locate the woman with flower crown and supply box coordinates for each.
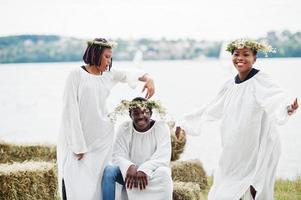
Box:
[57,38,155,200]
[177,39,298,200]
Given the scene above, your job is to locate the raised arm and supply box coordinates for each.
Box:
[177,80,231,136]
[252,73,298,125]
[138,73,155,99]
[112,69,155,99]
[287,98,298,115]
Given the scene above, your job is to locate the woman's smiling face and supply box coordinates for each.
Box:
[232,48,256,74]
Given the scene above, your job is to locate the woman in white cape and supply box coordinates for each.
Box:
[57,38,155,200]
[177,39,298,200]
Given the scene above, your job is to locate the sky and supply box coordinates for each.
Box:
[1,0,300,40]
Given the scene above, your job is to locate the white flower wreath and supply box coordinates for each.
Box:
[108,99,166,122]
[226,38,276,56]
[87,40,118,48]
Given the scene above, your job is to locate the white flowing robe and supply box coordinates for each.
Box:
[179,71,291,200]
[57,67,144,200]
[112,121,173,200]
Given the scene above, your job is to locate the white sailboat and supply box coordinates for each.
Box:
[218,41,236,77]
[133,50,143,69]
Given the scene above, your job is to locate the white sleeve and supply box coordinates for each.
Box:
[252,73,291,125]
[137,122,171,177]
[61,70,88,154]
[111,68,146,89]
[178,80,231,136]
[112,122,135,178]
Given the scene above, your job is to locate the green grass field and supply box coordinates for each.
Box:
[203,177,301,200]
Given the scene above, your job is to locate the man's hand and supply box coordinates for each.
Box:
[75,153,84,161]
[175,126,182,140]
[136,171,148,190]
[125,165,137,189]
[288,98,298,115]
[139,74,155,99]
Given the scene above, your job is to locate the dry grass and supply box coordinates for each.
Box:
[0,141,56,164]
[171,159,208,191]
[173,181,206,200]
[0,161,58,200]
[1,141,300,200]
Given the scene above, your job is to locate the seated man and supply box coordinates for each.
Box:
[102,97,172,200]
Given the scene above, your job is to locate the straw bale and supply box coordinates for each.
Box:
[171,159,208,190]
[0,141,56,164]
[0,161,58,200]
[173,181,206,200]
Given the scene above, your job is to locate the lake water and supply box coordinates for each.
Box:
[0,58,300,179]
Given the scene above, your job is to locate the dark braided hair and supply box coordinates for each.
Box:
[83,38,113,70]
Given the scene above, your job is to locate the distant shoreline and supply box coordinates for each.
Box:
[1,57,301,65]
[1,31,301,63]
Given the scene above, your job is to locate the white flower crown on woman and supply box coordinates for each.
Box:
[108,100,166,122]
[87,40,118,48]
[226,38,276,56]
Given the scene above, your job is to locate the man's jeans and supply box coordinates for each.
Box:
[102,165,125,200]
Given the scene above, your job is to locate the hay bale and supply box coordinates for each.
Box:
[0,141,56,164]
[173,181,206,200]
[171,159,208,190]
[0,161,58,200]
[168,121,187,161]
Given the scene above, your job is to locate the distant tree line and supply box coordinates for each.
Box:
[260,31,301,57]
[0,30,300,63]
[0,35,85,63]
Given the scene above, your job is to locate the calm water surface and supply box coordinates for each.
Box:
[0,58,300,179]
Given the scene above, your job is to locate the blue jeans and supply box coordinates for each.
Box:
[102,165,125,200]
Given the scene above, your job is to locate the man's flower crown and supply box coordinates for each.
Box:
[226,38,276,56]
[108,99,166,122]
[87,40,118,48]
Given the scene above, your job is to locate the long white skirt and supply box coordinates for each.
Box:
[125,167,173,200]
[61,144,112,200]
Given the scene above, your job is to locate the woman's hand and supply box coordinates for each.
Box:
[139,74,155,99]
[75,153,84,161]
[125,165,137,189]
[288,98,298,115]
[136,171,148,190]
